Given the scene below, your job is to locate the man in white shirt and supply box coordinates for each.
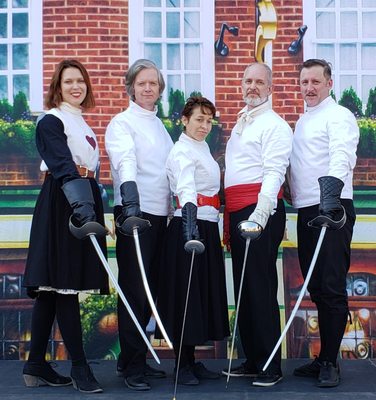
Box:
[289,59,359,387]
[105,59,173,391]
[223,63,292,387]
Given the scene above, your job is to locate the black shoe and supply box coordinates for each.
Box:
[221,362,258,377]
[116,358,124,377]
[124,374,151,391]
[144,364,166,379]
[252,371,283,387]
[192,362,220,380]
[23,361,72,387]
[294,357,321,378]
[317,361,340,388]
[175,365,199,386]
[70,364,103,393]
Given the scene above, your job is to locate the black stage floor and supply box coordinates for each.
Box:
[1,359,376,400]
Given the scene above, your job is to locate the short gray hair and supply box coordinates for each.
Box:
[125,59,166,100]
[243,62,272,86]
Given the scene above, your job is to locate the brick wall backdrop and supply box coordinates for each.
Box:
[43,0,130,185]
[214,0,304,152]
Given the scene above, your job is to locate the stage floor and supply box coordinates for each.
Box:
[1,359,376,400]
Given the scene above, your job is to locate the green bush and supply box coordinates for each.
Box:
[339,87,363,117]
[365,87,376,118]
[357,118,376,158]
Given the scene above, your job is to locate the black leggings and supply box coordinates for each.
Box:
[28,291,86,365]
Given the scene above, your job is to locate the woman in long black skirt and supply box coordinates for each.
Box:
[157,97,230,385]
[22,59,108,393]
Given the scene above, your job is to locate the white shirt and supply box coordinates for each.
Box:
[40,102,99,172]
[224,105,293,208]
[167,133,220,223]
[289,96,359,209]
[105,101,173,215]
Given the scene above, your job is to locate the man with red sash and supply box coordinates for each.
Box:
[223,63,292,387]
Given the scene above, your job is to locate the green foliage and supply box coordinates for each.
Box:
[357,118,376,158]
[168,88,185,119]
[0,92,37,158]
[338,87,363,117]
[330,90,336,101]
[365,87,376,118]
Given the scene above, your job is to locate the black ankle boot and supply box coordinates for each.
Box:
[23,361,72,387]
[70,364,103,393]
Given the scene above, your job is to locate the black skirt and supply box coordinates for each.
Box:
[156,217,230,346]
[23,175,109,296]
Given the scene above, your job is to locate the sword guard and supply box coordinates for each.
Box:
[308,206,346,230]
[69,217,107,240]
[237,220,263,241]
[116,215,151,236]
[184,239,205,254]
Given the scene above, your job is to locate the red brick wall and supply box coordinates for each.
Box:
[43,0,130,185]
[214,0,304,150]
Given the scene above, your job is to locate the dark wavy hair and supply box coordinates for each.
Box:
[44,59,95,110]
[181,96,216,131]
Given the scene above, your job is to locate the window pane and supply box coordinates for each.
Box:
[166,0,180,7]
[184,44,200,69]
[363,0,375,6]
[185,0,199,6]
[316,12,335,38]
[362,75,376,104]
[13,74,29,100]
[0,76,7,99]
[13,43,28,69]
[362,44,376,70]
[167,74,181,94]
[316,44,334,64]
[0,0,6,7]
[12,13,28,38]
[340,0,356,6]
[0,44,8,70]
[340,12,357,39]
[340,75,357,96]
[144,0,161,6]
[167,12,180,38]
[362,12,376,39]
[144,12,161,37]
[316,0,334,7]
[144,44,162,69]
[184,12,200,38]
[13,0,28,7]
[185,73,200,97]
[167,44,181,70]
[0,14,7,38]
[340,44,356,70]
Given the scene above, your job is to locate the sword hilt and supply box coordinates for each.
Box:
[69,217,107,240]
[184,239,205,254]
[237,220,263,241]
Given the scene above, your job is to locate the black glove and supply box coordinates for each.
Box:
[181,202,200,243]
[318,176,344,219]
[61,178,96,227]
[120,181,142,219]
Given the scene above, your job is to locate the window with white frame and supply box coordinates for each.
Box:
[303,0,376,107]
[0,0,42,111]
[129,0,215,110]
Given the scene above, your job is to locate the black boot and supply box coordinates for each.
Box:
[70,364,103,393]
[23,361,72,387]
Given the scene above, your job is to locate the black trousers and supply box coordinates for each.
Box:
[297,199,355,363]
[114,207,167,376]
[229,199,285,374]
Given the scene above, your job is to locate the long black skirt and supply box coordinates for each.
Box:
[156,217,230,346]
[23,175,109,296]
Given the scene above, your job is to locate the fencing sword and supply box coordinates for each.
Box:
[262,206,346,372]
[69,218,161,364]
[116,216,173,349]
[172,239,205,400]
[226,220,262,388]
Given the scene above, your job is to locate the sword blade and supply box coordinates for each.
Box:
[172,248,196,400]
[226,237,251,388]
[262,226,327,372]
[89,234,160,364]
[133,227,173,349]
